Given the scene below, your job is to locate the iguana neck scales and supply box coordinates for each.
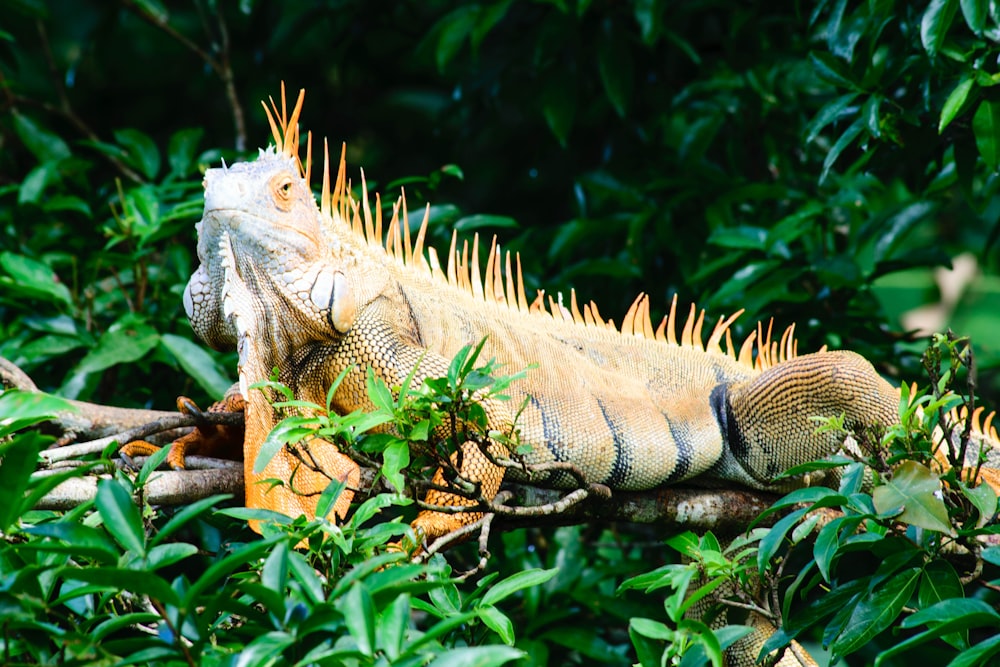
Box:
[183,88,999,542]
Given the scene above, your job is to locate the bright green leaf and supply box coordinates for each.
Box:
[940,77,976,133]
[921,0,958,57]
[872,461,952,534]
[96,479,146,557]
[973,99,1000,170]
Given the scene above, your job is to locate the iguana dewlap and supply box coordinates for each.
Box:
[176,90,998,545]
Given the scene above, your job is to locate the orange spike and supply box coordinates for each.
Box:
[446,231,458,286]
[361,170,375,243]
[320,139,331,218]
[655,316,667,342]
[484,238,498,303]
[334,144,347,220]
[414,204,430,270]
[570,289,583,324]
[640,296,654,339]
[621,294,643,336]
[515,253,529,312]
[666,295,679,345]
[706,310,744,354]
[401,189,412,265]
[504,251,517,310]
[680,304,696,346]
[589,301,607,329]
[530,290,546,313]
[692,309,706,350]
[303,131,313,184]
[493,246,506,304]
[738,330,758,367]
[389,199,403,259]
[262,99,282,150]
[470,235,483,300]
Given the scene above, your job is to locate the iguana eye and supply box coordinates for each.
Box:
[270,174,296,211]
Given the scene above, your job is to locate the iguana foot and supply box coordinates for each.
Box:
[121,391,246,468]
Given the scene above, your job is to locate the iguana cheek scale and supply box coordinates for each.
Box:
[181,88,999,545]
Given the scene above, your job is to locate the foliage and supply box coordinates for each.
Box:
[629,334,1000,666]
[2,1,1000,666]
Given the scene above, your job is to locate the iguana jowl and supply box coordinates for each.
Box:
[175,88,1000,546]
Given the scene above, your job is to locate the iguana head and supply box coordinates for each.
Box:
[184,148,356,395]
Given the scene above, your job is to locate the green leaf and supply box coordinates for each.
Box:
[832,567,921,655]
[872,461,952,534]
[542,75,577,147]
[160,333,232,400]
[114,128,161,180]
[805,93,859,144]
[96,479,146,557]
[12,111,71,163]
[60,566,180,607]
[0,389,75,438]
[959,480,997,527]
[381,439,409,492]
[477,604,516,645]
[23,522,121,564]
[973,99,1000,170]
[0,431,44,531]
[144,542,198,570]
[809,51,859,90]
[0,252,74,309]
[960,0,987,34]
[940,77,976,133]
[480,568,558,606]
[453,214,519,232]
[426,646,524,667]
[598,28,633,117]
[434,6,478,72]
[820,116,865,183]
[340,583,376,657]
[167,127,204,176]
[71,320,160,376]
[921,0,959,57]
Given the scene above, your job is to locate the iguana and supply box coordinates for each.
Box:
[128,88,999,666]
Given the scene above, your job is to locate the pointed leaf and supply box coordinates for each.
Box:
[872,461,952,534]
[96,479,146,557]
[973,99,1000,170]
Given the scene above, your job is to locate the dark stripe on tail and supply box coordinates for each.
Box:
[596,397,629,487]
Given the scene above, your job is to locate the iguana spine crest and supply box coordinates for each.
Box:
[262,86,809,375]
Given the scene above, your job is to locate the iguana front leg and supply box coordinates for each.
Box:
[121,388,246,467]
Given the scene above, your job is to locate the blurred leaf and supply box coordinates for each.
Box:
[0,252,73,308]
[973,99,1000,170]
[0,430,43,531]
[435,6,478,72]
[542,74,576,147]
[921,0,958,57]
[940,77,976,133]
[160,333,232,400]
[598,27,633,117]
[12,111,71,163]
[960,0,987,34]
[453,214,519,232]
[426,646,524,667]
[480,568,558,606]
[114,129,161,180]
[70,320,160,377]
[167,127,204,177]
